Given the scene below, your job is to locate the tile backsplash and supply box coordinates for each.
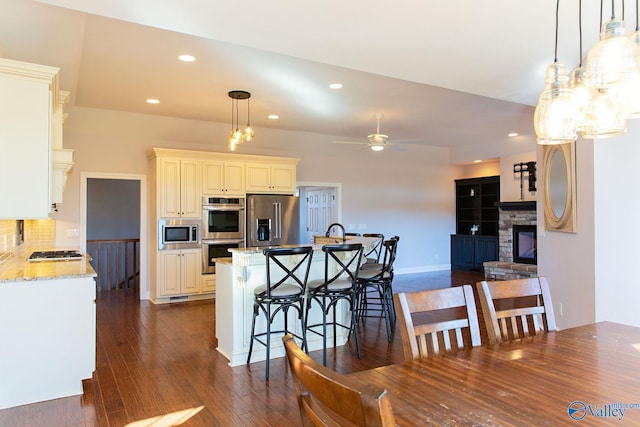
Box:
[0,219,56,263]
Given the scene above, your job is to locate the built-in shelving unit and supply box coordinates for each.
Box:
[455,176,500,236]
[451,176,500,272]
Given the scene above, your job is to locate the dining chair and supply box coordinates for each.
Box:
[282,334,396,427]
[247,246,314,381]
[305,243,363,366]
[476,277,558,344]
[393,285,481,361]
[356,237,399,342]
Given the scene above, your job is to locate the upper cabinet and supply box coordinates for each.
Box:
[0,58,65,219]
[202,160,245,196]
[245,162,296,194]
[158,158,201,218]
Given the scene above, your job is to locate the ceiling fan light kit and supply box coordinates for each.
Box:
[534,0,640,144]
[331,113,423,152]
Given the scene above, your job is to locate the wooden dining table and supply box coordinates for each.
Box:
[349,322,640,426]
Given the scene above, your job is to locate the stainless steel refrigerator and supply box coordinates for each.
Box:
[246,194,301,247]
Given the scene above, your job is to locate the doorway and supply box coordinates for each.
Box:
[80,172,148,300]
[297,182,341,244]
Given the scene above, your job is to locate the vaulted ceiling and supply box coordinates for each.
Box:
[1,0,609,155]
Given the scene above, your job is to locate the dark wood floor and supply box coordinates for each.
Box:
[0,270,484,427]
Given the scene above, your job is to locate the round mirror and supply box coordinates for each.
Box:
[548,148,568,219]
[543,143,576,233]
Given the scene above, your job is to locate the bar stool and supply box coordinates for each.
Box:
[305,243,363,366]
[356,237,399,343]
[362,233,384,264]
[247,246,314,381]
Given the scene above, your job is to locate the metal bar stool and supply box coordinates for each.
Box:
[305,243,363,366]
[247,246,314,381]
[356,236,399,343]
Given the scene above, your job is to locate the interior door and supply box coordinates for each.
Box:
[305,188,336,244]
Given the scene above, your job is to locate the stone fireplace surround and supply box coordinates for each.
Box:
[483,202,538,280]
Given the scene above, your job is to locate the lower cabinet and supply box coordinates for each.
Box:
[202,275,216,293]
[451,234,498,272]
[159,249,201,296]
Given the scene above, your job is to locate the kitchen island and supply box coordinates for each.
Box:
[215,236,380,366]
[0,255,97,410]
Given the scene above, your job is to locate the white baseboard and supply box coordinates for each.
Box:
[394,264,451,275]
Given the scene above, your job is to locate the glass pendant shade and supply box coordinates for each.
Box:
[586,19,640,88]
[615,30,640,118]
[227,90,254,150]
[569,66,591,131]
[581,88,627,138]
[534,63,577,144]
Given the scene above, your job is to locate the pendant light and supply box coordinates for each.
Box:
[227,90,255,152]
[534,0,577,145]
[615,0,640,117]
[569,0,591,132]
[586,1,640,88]
[581,87,627,138]
[582,0,629,138]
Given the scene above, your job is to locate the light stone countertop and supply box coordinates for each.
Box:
[0,256,97,283]
[227,235,381,256]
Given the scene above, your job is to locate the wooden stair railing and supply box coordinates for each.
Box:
[87,239,139,292]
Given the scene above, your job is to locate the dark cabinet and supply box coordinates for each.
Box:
[451,176,500,271]
[451,235,498,271]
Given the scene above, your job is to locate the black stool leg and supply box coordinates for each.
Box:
[247,303,258,364]
[265,304,271,381]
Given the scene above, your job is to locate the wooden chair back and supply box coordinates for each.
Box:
[393,285,481,361]
[476,277,558,344]
[282,334,396,427]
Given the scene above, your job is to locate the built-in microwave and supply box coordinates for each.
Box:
[202,196,245,240]
[158,219,200,250]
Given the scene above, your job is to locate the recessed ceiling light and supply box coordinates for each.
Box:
[268,114,279,120]
[508,132,518,137]
[146,98,160,104]
[178,54,196,62]
[329,83,343,89]
[474,160,482,163]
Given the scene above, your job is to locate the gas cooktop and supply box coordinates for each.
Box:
[28,250,83,262]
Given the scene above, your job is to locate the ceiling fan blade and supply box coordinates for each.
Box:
[388,139,424,145]
[332,140,367,145]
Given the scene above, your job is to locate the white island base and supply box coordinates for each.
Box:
[0,276,96,409]
[215,237,380,367]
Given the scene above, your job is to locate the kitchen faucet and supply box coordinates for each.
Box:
[325,223,346,242]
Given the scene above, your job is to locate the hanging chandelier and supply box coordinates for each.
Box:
[534,0,640,144]
[228,90,254,151]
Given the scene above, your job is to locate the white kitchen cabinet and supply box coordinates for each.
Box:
[0,275,96,409]
[202,160,245,196]
[159,158,201,218]
[202,275,216,293]
[159,248,201,296]
[245,162,296,194]
[0,58,58,219]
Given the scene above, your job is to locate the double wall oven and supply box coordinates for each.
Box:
[201,196,245,274]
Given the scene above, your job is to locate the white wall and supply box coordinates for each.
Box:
[593,121,640,327]
[461,161,500,179]
[537,137,596,330]
[56,106,459,274]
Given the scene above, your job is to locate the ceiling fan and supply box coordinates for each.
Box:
[332,113,423,152]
